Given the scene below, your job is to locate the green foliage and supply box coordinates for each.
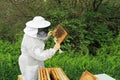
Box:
[83,11,113,54]
[0,54,20,80]
[0,1,120,80]
[61,19,89,53]
[0,39,21,80]
[45,51,120,80]
[1,33,120,80]
[0,31,120,80]
[98,34,120,56]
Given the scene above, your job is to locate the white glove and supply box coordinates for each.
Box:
[58,49,63,54]
[54,38,63,53]
[48,31,53,36]
[53,43,60,51]
[54,37,57,43]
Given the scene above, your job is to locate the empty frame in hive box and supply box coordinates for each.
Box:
[38,68,70,80]
[52,24,68,44]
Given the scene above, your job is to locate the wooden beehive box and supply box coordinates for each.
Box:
[38,68,70,80]
[52,24,68,44]
[80,70,98,80]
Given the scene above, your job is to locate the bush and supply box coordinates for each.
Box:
[0,39,21,80]
[45,51,120,80]
[98,34,120,56]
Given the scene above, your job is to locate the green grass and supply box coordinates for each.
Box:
[0,40,21,80]
[45,52,120,80]
[0,39,120,80]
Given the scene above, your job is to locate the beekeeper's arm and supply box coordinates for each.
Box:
[30,43,60,61]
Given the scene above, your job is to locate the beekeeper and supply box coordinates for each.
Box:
[18,16,60,80]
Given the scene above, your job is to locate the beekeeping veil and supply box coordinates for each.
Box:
[24,16,51,40]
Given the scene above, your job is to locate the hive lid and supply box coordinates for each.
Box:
[95,73,115,80]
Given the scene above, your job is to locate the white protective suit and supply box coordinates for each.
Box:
[18,16,57,80]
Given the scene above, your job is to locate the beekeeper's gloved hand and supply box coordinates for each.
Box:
[53,37,63,53]
[53,37,57,43]
[48,31,53,36]
[53,43,60,51]
[58,48,63,54]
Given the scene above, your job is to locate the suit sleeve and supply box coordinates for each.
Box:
[29,47,56,61]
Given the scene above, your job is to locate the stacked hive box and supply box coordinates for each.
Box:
[38,68,70,80]
[80,70,98,80]
[18,68,69,80]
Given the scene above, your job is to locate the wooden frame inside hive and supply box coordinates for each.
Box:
[38,68,70,80]
[52,24,68,44]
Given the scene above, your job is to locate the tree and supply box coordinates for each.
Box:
[93,0,103,12]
